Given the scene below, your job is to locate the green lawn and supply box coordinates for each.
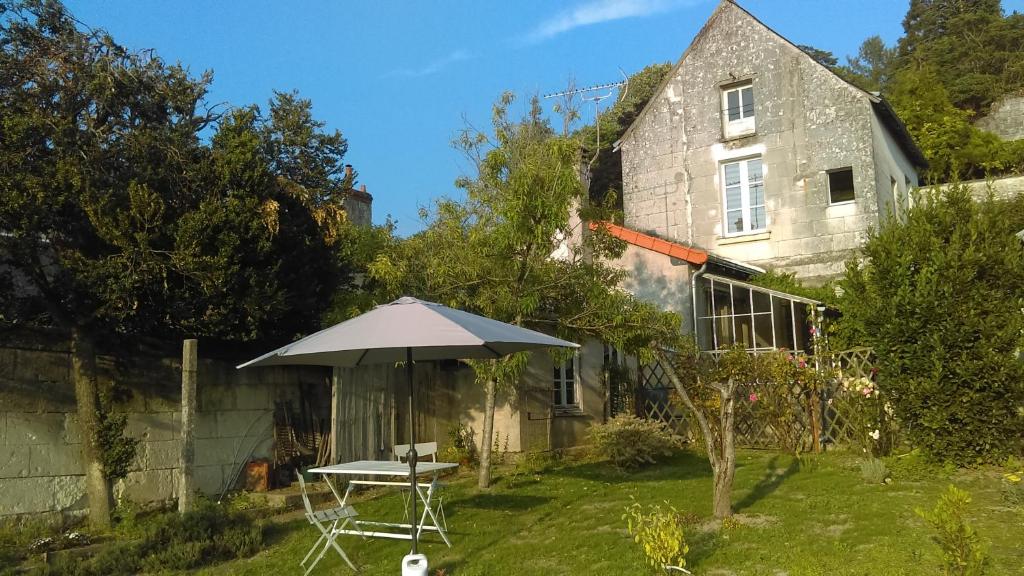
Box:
[195,451,1023,576]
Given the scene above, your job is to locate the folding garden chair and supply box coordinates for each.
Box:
[393,442,448,532]
[296,472,361,574]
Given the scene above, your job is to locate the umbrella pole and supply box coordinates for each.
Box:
[406,347,419,554]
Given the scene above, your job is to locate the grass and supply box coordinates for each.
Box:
[181,449,1023,576]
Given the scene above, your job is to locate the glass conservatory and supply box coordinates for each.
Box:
[693,274,819,353]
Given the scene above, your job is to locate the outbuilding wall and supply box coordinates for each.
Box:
[0,328,329,524]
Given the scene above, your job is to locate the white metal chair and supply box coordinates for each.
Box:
[393,442,447,531]
[393,441,438,463]
[297,472,361,574]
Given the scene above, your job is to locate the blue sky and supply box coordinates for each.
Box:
[65,0,1024,236]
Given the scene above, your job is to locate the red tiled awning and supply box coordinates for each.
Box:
[589,222,708,266]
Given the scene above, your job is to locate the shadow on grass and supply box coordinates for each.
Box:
[262,519,303,548]
[684,528,720,569]
[733,455,801,513]
[452,493,552,511]
[547,451,715,484]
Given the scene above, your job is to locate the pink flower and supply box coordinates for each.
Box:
[749,392,759,402]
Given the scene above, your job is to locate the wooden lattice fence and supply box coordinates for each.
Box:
[636,347,876,451]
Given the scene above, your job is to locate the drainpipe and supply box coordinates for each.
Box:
[690,262,708,336]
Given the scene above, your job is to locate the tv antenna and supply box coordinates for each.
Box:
[543,68,630,169]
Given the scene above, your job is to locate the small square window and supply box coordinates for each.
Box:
[828,168,855,204]
[722,82,755,139]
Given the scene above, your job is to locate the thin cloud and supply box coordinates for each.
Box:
[524,0,692,43]
[382,50,472,79]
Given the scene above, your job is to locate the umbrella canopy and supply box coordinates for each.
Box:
[237,296,578,554]
[237,296,577,369]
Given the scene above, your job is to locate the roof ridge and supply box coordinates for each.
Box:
[616,0,925,167]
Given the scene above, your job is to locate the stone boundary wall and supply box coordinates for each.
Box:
[951,174,1024,201]
[0,329,329,524]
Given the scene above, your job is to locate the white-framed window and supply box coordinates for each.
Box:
[722,157,766,235]
[828,167,855,204]
[722,83,755,138]
[553,355,579,407]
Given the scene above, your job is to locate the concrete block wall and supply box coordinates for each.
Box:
[0,329,329,523]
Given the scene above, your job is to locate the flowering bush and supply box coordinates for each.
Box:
[589,415,679,470]
[837,375,898,457]
[747,350,828,454]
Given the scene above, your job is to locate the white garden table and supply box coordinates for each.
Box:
[307,460,458,547]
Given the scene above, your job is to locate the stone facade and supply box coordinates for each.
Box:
[618,0,923,285]
[0,329,329,524]
[975,94,1024,142]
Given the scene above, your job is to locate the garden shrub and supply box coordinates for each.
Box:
[588,415,678,469]
[839,184,1024,465]
[885,450,944,482]
[1000,471,1023,508]
[439,422,477,465]
[623,499,688,573]
[47,498,264,576]
[749,350,828,454]
[859,457,890,484]
[916,485,988,576]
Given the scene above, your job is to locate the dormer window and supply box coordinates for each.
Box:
[722,82,755,138]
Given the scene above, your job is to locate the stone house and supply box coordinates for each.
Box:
[608,0,926,352]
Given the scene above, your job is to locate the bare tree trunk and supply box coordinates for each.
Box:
[712,464,735,518]
[714,383,737,518]
[477,377,497,489]
[71,326,111,528]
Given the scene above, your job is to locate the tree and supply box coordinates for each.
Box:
[0,0,215,527]
[372,93,679,488]
[897,0,1023,113]
[838,184,1024,465]
[0,0,363,525]
[657,343,819,518]
[797,44,839,68]
[174,93,358,343]
[899,0,1002,63]
[844,36,896,92]
[886,65,1022,182]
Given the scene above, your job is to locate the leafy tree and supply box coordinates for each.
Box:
[844,36,897,92]
[887,65,1024,182]
[897,0,1023,113]
[372,93,679,488]
[838,184,1024,465]
[0,0,364,525]
[0,0,216,526]
[797,44,839,68]
[174,94,358,343]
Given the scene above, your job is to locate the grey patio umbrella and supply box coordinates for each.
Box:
[237,296,578,553]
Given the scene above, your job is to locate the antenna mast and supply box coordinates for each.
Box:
[544,69,630,169]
